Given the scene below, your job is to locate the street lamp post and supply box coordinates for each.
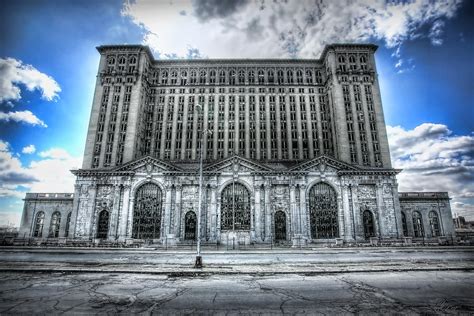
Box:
[195,104,210,268]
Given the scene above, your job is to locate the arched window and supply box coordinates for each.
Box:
[219,70,226,84]
[338,55,346,72]
[412,211,424,237]
[190,69,197,84]
[274,211,287,241]
[258,70,265,84]
[161,70,168,85]
[401,211,408,236]
[133,183,163,239]
[306,69,313,84]
[97,210,109,239]
[238,69,245,84]
[107,57,115,65]
[362,210,375,239]
[221,183,251,230]
[287,69,294,84]
[209,69,216,84]
[118,56,126,64]
[429,211,441,237]
[180,70,188,85]
[65,212,72,238]
[308,183,339,239]
[349,55,357,70]
[229,69,236,85]
[129,56,137,64]
[277,70,284,84]
[48,211,61,238]
[360,55,367,70]
[33,211,45,238]
[170,70,178,85]
[316,70,323,84]
[267,70,275,84]
[184,211,197,240]
[248,70,255,84]
[296,69,303,84]
[199,69,207,84]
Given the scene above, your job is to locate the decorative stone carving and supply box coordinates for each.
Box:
[358,185,376,200]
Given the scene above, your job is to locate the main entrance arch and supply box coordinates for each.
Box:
[362,210,375,239]
[132,183,163,239]
[221,182,251,231]
[308,182,339,239]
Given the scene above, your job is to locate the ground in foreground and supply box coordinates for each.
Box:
[0,271,473,314]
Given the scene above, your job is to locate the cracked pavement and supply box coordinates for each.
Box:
[0,271,473,314]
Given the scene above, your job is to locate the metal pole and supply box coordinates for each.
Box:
[195,126,204,268]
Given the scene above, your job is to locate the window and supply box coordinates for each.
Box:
[184,211,197,240]
[308,183,339,239]
[268,70,274,84]
[219,70,226,84]
[258,70,265,84]
[229,70,236,85]
[200,69,207,84]
[33,211,45,237]
[238,69,245,84]
[277,70,284,84]
[132,183,163,239]
[429,211,441,237]
[305,69,313,84]
[363,210,375,239]
[412,211,424,237]
[221,183,251,230]
[248,70,255,84]
[48,211,61,238]
[190,69,197,84]
[97,210,109,239]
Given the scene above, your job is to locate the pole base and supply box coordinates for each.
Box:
[194,255,202,268]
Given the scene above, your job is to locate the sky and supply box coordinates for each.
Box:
[0,0,473,226]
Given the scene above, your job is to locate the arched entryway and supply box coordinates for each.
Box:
[274,211,287,242]
[413,211,424,237]
[184,211,197,241]
[220,182,251,231]
[96,210,109,239]
[308,182,339,239]
[132,183,163,239]
[362,210,375,239]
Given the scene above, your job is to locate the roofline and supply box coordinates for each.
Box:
[96,43,378,64]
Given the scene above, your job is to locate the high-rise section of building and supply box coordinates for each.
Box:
[19,44,455,246]
[83,44,390,169]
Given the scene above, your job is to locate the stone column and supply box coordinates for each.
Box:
[209,184,217,242]
[109,184,122,240]
[174,184,182,239]
[289,184,297,237]
[375,183,384,238]
[163,184,172,238]
[342,184,355,242]
[118,184,131,241]
[88,184,98,239]
[352,184,361,241]
[126,195,135,238]
[254,185,262,242]
[264,183,272,241]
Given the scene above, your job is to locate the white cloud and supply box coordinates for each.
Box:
[0,139,81,198]
[0,57,61,103]
[0,110,47,127]
[21,145,36,154]
[122,0,462,59]
[387,123,474,220]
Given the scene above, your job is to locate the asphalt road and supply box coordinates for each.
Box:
[1,247,473,265]
[0,271,473,314]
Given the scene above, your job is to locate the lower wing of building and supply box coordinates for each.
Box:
[19,155,455,245]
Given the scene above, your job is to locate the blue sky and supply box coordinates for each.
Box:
[0,0,473,225]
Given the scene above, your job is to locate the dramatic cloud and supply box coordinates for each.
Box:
[122,0,462,60]
[387,123,474,220]
[21,145,36,154]
[0,140,81,199]
[0,110,47,127]
[0,57,61,103]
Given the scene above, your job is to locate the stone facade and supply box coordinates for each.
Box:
[19,43,455,245]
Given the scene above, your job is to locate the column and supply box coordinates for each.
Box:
[163,184,172,238]
[118,184,131,240]
[87,184,98,238]
[109,184,122,240]
[174,184,182,238]
[342,184,355,242]
[289,184,297,237]
[245,94,250,158]
[375,183,384,238]
[209,184,218,241]
[264,183,272,241]
[254,185,261,242]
